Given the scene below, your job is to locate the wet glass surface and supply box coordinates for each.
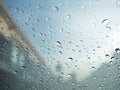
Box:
[0,0,120,90]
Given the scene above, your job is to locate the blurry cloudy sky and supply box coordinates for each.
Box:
[3,0,120,80]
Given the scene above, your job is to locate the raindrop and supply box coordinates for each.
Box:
[115,48,120,53]
[71,82,75,85]
[25,22,28,25]
[56,64,62,72]
[56,66,61,71]
[15,7,19,12]
[105,54,110,57]
[109,61,113,64]
[27,17,31,21]
[45,17,51,22]
[98,86,102,89]
[58,51,62,54]
[13,70,18,74]
[48,30,52,34]
[93,76,97,79]
[101,19,110,26]
[107,65,110,69]
[82,85,87,89]
[59,28,64,32]
[91,66,96,70]
[21,65,26,69]
[56,41,62,45]
[80,40,83,43]
[106,26,111,31]
[39,32,44,37]
[36,5,41,9]
[32,28,35,31]
[48,25,52,29]
[52,6,59,12]
[35,19,40,22]
[20,10,24,14]
[103,77,106,80]
[66,15,71,19]
[68,57,73,61]
[87,57,91,59]
[117,65,120,69]
[111,56,115,60]
[67,73,72,77]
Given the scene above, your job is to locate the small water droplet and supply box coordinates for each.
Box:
[109,61,113,64]
[56,64,62,72]
[103,77,106,80]
[106,26,111,31]
[45,17,51,22]
[56,41,62,45]
[58,51,62,54]
[91,66,96,70]
[93,76,97,79]
[102,19,110,26]
[52,6,59,12]
[105,54,110,57]
[117,65,120,69]
[82,85,87,89]
[68,57,73,61]
[111,56,115,60]
[35,19,40,22]
[36,5,41,9]
[21,65,26,69]
[98,86,102,89]
[13,70,18,74]
[107,65,110,69]
[15,8,19,12]
[80,40,83,43]
[115,48,120,53]
[32,28,35,31]
[59,28,64,32]
[87,57,91,59]
[48,25,52,29]
[66,15,71,19]
[20,10,24,14]
[56,67,61,71]
[97,46,101,48]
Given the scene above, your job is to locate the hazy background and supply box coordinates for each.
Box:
[3,0,120,81]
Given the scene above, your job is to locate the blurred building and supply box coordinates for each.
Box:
[0,1,50,90]
[0,0,44,71]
